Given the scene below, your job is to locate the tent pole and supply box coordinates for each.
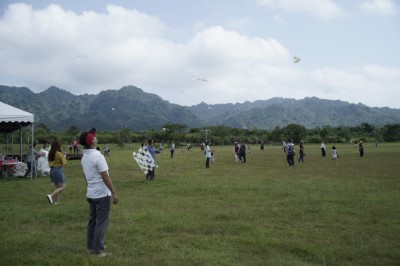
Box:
[11,133,14,159]
[6,134,9,157]
[19,128,23,161]
[31,124,35,180]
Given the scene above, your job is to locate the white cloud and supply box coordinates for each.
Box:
[0,3,399,109]
[358,0,398,15]
[255,0,348,19]
[309,65,400,107]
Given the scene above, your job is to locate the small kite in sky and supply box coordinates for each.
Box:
[193,78,208,82]
[293,56,301,63]
[75,55,89,59]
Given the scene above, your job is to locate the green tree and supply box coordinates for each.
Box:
[360,122,375,134]
[66,125,80,137]
[382,124,400,142]
[35,127,50,144]
[319,126,330,141]
[37,122,51,133]
[270,126,283,143]
[283,124,307,143]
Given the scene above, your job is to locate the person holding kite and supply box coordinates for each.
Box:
[146,139,161,180]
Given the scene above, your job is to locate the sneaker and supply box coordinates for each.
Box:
[46,195,53,204]
[53,202,61,205]
[93,251,112,257]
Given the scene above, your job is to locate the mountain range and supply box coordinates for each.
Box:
[1,85,399,131]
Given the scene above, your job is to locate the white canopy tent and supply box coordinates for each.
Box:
[0,101,35,178]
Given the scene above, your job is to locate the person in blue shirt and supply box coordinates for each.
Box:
[146,139,160,180]
[286,139,295,167]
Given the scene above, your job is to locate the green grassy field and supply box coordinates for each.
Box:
[0,142,399,265]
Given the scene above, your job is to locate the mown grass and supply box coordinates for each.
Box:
[0,142,399,265]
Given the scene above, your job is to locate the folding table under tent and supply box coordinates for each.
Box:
[0,101,35,179]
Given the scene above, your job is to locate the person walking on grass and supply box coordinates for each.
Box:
[298,141,305,163]
[146,139,161,180]
[46,140,67,205]
[80,128,119,257]
[24,143,40,178]
[286,139,295,167]
[205,141,212,168]
[321,141,326,157]
[359,141,364,157]
[238,141,247,163]
[233,142,240,163]
[170,141,175,158]
[331,146,339,165]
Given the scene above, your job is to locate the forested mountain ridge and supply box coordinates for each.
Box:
[0,85,202,131]
[199,97,400,129]
[1,85,399,131]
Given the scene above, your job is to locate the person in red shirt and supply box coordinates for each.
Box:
[72,138,78,154]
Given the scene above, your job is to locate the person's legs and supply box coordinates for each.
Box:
[87,199,97,251]
[206,157,210,168]
[51,183,66,203]
[93,196,111,253]
[32,161,36,177]
[88,196,111,254]
[149,169,155,180]
[24,162,32,176]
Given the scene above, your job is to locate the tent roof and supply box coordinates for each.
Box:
[0,101,34,133]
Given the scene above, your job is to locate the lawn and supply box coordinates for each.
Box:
[0,142,399,265]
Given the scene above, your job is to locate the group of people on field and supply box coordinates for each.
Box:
[30,128,371,259]
[281,138,366,167]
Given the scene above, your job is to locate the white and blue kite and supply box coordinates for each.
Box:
[132,147,157,175]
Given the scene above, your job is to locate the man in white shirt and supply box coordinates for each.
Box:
[205,141,212,168]
[80,129,118,257]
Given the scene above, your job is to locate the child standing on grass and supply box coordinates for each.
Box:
[331,146,338,165]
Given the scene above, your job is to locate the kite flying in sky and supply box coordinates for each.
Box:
[293,56,301,63]
[193,78,208,82]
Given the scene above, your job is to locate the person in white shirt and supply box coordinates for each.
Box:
[321,141,326,157]
[205,141,212,168]
[170,141,175,158]
[331,146,338,165]
[80,128,118,257]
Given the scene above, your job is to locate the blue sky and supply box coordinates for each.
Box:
[0,0,399,108]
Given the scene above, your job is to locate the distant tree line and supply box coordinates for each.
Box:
[4,122,398,149]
